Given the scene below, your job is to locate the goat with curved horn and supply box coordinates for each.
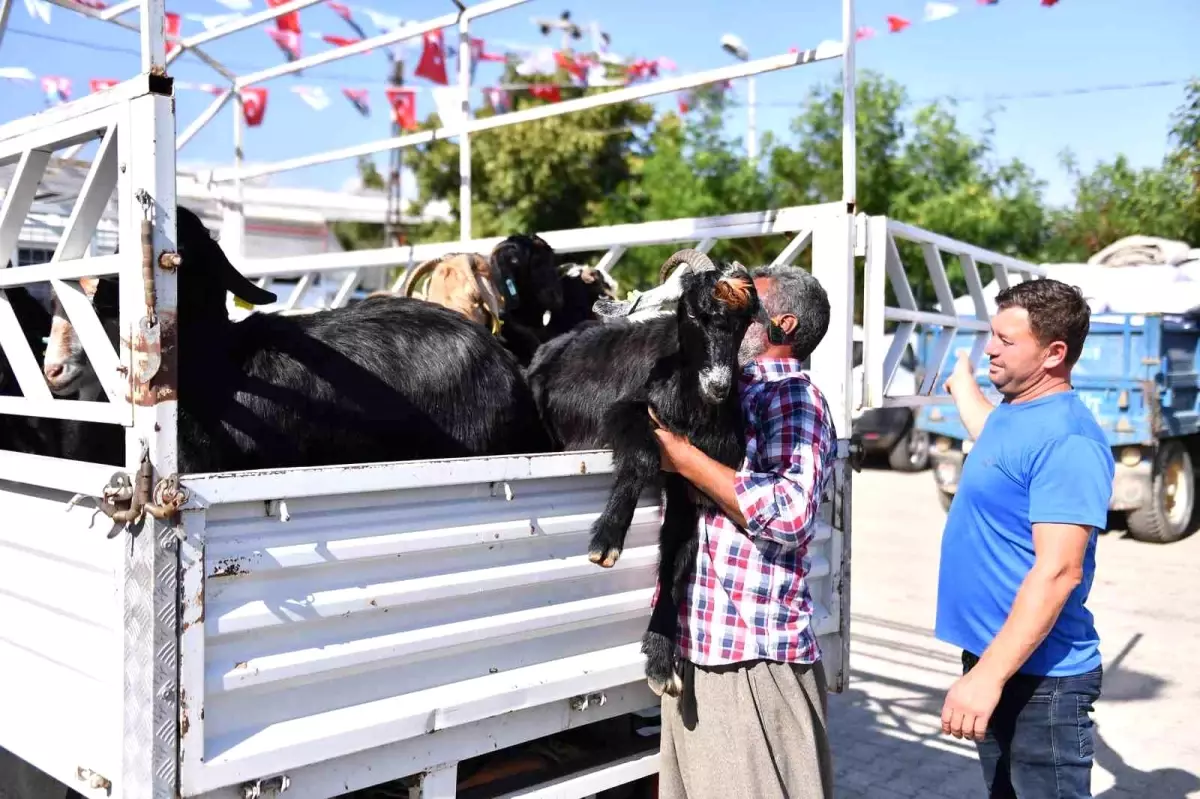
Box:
[658,248,717,285]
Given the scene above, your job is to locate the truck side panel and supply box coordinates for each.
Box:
[177,453,845,797]
[0,481,125,796]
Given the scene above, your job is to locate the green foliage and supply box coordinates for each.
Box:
[332,62,1200,311]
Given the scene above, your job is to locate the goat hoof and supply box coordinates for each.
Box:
[587,545,622,568]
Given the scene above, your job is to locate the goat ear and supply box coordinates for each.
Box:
[218,257,277,305]
[592,297,632,318]
[79,277,100,298]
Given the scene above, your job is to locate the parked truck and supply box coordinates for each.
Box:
[914,313,1200,543]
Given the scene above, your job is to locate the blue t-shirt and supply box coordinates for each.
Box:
[935,389,1115,677]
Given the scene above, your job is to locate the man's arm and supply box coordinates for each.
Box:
[968,522,1090,682]
[941,433,1114,740]
[651,379,832,548]
[945,352,994,440]
[661,445,747,527]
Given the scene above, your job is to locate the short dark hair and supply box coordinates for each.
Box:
[995,278,1091,367]
[751,265,830,361]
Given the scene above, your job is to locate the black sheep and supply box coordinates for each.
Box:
[525,249,764,696]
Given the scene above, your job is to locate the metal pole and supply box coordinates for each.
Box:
[139,0,167,72]
[746,75,757,161]
[0,0,12,53]
[458,17,472,241]
[842,0,856,210]
[230,91,246,259]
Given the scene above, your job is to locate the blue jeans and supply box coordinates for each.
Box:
[962,650,1103,798]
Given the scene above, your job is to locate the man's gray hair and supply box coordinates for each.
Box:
[751,264,831,361]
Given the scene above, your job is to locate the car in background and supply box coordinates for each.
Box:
[850,326,930,472]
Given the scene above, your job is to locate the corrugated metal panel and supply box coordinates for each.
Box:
[178,451,845,796]
[0,480,125,794]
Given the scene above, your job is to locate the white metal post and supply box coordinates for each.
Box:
[230,92,246,258]
[0,0,12,53]
[139,0,167,73]
[746,75,757,161]
[117,77,181,799]
[459,16,472,241]
[841,0,856,210]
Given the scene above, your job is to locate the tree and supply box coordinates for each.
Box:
[767,70,1051,314]
[1043,78,1200,260]
[402,53,656,244]
[588,82,777,290]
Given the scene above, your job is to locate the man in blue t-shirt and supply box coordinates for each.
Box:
[936,278,1115,798]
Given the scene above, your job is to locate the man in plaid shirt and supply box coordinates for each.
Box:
[649,265,838,799]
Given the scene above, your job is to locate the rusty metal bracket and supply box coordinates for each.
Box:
[132,194,163,384]
[66,442,190,534]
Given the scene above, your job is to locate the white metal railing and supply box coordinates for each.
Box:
[230,204,834,315]
[861,215,1049,410]
[40,0,859,246]
[0,90,133,430]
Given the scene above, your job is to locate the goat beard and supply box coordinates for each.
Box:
[737,323,768,366]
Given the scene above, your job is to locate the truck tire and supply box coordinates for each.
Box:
[1126,440,1197,544]
[887,420,931,472]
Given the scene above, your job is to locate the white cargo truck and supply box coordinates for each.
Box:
[0,0,1046,796]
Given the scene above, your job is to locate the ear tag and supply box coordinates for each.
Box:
[506,278,518,297]
[234,296,254,310]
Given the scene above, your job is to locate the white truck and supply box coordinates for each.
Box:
[0,1,1046,797]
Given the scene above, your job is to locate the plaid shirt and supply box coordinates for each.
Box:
[668,357,838,666]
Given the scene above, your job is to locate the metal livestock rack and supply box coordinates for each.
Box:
[0,0,1046,797]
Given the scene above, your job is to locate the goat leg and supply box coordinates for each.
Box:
[641,474,694,697]
[588,399,659,568]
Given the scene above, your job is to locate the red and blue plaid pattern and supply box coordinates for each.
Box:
[672,357,837,666]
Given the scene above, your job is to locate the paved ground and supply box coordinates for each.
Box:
[829,466,1200,799]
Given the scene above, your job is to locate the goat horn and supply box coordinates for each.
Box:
[658,248,716,285]
[399,255,454,298]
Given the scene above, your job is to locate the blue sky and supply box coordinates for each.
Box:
[2,0,1197,211]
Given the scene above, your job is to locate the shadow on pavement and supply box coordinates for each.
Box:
[828,619,1185,799]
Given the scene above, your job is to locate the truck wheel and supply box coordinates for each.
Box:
[888,421,931,472]
[1126,440,1197,544]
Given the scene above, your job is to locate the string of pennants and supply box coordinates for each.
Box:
[4,0,1064,129]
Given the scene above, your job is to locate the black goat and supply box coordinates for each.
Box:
[525,249,764,696]
[488,233,562,365]
[0,278,63,457]
[46,206,555,474]
[42,275,125,466]
[544,263,618,340]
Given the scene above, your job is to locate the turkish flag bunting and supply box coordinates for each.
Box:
[386,87,418,130]
[267,0,301,34]
[529,84,561,103]
[327,1,352,20]
[241,87,268,127]
[267,29,302,60]
[343,88,370,116]
[323,34,367,50]
[886,15,911,32]
[90,78,119,93]
[166,13,181,57]
[414,30,448,85]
